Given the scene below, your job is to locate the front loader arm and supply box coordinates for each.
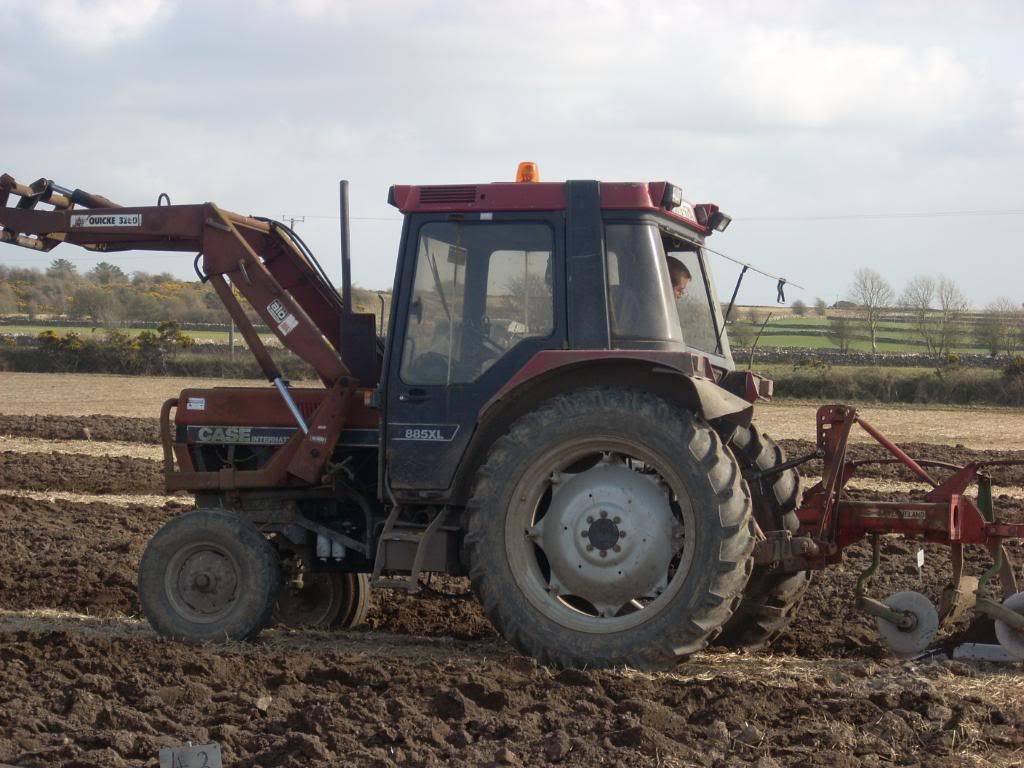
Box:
[0,173,349,386]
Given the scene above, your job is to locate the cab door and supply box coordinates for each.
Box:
[383,213,564,495]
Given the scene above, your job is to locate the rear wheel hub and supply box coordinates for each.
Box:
[530,460,681,619]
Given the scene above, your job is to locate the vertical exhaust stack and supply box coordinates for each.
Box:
[339,180,353,315]
[336,179,382,386]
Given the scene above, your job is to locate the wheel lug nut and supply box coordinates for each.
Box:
[600,510,608,518]
[619,531,627,538]
[613,516,621,524]
[600,550,607,558]
[586,545,593,551]
[613,545,621,553]
[580,531,588,538]
[586,516,594,524]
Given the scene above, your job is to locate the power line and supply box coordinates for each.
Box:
[739,209,1024,222]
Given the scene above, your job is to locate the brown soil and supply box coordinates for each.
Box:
[779,439,1024,488]
[0,372,317,418]
[0,451,165,495]
[757,400,1024,451]
[0,414,160,444]
[0,496,184,617]
[1,622,1021,768]
[2,416,1024,766]
[1,492,1021,767]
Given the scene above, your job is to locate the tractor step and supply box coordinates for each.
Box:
[371,505,449,592]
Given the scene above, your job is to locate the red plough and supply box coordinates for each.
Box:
[758,405,1024,658]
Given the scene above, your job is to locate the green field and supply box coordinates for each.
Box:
[0,324,275,344]
[0,314,996,356]
[731,314,991,354]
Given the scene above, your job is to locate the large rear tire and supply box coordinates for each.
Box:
[715,424,811,650]
[464,387,755,670]
[139,509,280,643]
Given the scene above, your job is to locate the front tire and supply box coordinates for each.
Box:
[464,387,755,670]
[139,509,280,643]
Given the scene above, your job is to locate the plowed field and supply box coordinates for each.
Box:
[1,372,1022,767]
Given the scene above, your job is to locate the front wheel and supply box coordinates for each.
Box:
[138,509,280,642]
[464,387,755,670]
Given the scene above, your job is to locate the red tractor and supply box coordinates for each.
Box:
[2,165,1022,666]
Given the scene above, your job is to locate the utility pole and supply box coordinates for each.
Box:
[281,214,306,230]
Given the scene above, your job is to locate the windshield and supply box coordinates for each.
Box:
[605,221,730,361]
[662,231,730,359]
[605,223,684,346]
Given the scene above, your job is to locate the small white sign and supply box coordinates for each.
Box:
[158,743,222,768]
[277,314,299,336]
[267,299,288,323]
[186,397,206,411]
[70,212,142,228]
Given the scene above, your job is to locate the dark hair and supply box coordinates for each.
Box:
[666,257,691,286]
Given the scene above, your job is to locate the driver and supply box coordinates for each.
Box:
[667,257,691,300]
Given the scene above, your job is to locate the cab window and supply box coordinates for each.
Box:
[663,238,724,356]
[401,221,554,384]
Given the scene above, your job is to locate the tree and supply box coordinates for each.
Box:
[728,319,754,348]
[934,276,968,355]
[848,268,894,354]
[87,262,127,285]
[899,275,939,354]
[814,297,827,316]
[791,299,807,316]
[0,283,18,314]
[46,258,79,280]
[827,315,856,353]
[976,297,1024,357]
[504,271,552,334]
[71,285,124,324]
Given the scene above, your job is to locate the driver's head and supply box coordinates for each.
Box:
[667,257,691,299]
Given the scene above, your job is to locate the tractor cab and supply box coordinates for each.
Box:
[382,166,747,498]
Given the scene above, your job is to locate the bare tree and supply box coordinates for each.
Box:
[976,297,1024,356]
[899,275,939,353]
[791,299,808,316]
[934,276,968,355]
[848,268,894,353]
[827,315,856,353]
[728,319,754,348]
[814,297,828,316]
[0,283,18,314]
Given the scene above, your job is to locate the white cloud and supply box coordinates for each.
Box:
[716,30,977,131]
[29,0,174,51]
[1013,82,1024,144]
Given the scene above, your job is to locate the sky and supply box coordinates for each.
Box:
[0,0,1021,307]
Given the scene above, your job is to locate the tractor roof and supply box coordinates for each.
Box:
[387,180,719,236]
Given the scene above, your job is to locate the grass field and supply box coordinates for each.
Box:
[0,323,275,343]
[732,313,992,354]
[0,313,998,355]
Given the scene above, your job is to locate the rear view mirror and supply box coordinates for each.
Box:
[447,245,467,266]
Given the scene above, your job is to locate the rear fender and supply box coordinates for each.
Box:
[451,355,752,504]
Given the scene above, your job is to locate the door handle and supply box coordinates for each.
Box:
[398,389,430,403]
